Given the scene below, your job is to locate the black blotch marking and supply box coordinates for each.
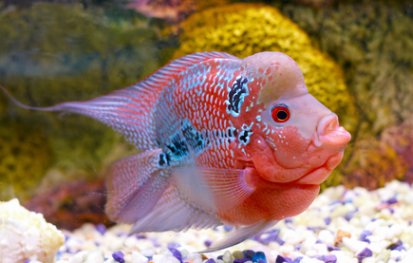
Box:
[181,120,206,152]
[158,152,170,167]
[227,76,249,116]
[166,135,189,158]
[238,127,252,145]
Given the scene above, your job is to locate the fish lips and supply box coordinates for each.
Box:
[295,151,345,185]
[314,113,351,151]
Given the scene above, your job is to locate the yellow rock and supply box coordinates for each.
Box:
[0,123,52,201]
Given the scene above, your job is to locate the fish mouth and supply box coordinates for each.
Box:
[294,152,344,185]
[314,113,351,151]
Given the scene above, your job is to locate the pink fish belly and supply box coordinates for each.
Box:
[218,184,320,225]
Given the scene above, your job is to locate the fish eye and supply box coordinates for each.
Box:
[271,104,290,123]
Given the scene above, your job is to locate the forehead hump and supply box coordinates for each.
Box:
[242,52,308,104]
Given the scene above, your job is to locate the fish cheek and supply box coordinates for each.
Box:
[269,127,311,168]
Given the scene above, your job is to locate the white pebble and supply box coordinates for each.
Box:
[128,252,148,263]
[299,257,323,263]
[318,229,335,244]
[342,237,369,253]
[55,181,413,263]
[152,254,180,263]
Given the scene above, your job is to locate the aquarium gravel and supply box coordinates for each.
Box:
[51,180,413,263]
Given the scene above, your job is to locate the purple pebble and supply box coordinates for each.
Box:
[205,259,216,263]
[359,230,372,243]
[254,229,284,245]
[112,251,125,263]
[168,247,183,263]
[324,217,332,225]
[344,209,358,221]
[293,257,302,263]
[135,234,147,239]
[385,196,398,205]
[167,242,179,249]
[95,224,106,235]
[387,240,404,251]
[357,248,373,261]
[204,240,212,247]
[327,245,340,252]
[276,255,293,263]
[317,255,337,263]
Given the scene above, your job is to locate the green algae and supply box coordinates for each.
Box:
[0,121,52,201]
[0,2,173,200]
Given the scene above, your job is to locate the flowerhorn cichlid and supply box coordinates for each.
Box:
[0,52,351,251]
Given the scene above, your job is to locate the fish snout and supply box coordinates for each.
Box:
[314,113,351,151]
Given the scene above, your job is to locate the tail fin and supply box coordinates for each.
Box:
[105,149,170,224]
[0,84,59,112]
[0,83,162,150]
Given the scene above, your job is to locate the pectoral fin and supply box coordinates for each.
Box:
[130,167,256,233]
[130,185,221,233]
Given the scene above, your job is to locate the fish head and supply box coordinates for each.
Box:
[241,52,351,186]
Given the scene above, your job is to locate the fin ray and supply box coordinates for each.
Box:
[200,221,277,253]
[200,168,256,210]
[130,185,221,233]
[105,150,169,223]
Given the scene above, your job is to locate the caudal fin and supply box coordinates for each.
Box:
[105,149,170,224]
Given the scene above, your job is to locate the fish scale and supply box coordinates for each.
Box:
[153,58,244,169]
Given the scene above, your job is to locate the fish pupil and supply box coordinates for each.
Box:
[277,110,288,120]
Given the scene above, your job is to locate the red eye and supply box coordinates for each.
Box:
[271,104,290,123]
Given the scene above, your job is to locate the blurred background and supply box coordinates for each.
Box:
[0,0,412,229]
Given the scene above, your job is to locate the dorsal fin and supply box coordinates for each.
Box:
[0,52,239,150]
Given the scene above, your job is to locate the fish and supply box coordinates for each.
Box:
[0,51,351,251]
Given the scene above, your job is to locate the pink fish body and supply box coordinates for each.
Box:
[1,52,351,251]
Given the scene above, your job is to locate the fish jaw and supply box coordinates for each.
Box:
[241,116,350,186]
[293,114,351,185]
